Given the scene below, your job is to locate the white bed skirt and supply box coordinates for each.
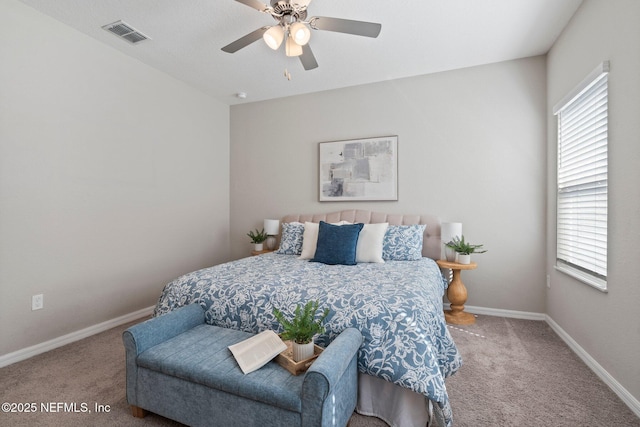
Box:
[356,373,431,427]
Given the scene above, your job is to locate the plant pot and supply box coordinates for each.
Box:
[292,341,315,362]
[253,243,264,251]
[457,253,471,265]
[444,246,457,262]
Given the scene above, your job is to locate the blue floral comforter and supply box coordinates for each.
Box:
[154,253,462,426]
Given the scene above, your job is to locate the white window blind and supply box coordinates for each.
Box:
[554,62,608,289]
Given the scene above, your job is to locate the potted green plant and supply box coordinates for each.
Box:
[273,300,329,362]
[247,228,268,251]
[445,235,487,264]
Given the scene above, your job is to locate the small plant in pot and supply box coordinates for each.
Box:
[273,300,329,362]
[247,228,268,251]
[445,235,487,264]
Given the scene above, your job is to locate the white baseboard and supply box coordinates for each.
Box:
[0,306,154,368]
[443,303,546,321]
[545,315,640,418]
[466,304,547,321]
[443,303,640,418]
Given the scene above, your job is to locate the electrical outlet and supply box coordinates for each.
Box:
[32,294,43,311]
[546,274,551,289]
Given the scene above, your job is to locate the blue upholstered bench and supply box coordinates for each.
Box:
[123,304,362,427]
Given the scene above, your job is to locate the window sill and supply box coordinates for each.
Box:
[555,264,607,293]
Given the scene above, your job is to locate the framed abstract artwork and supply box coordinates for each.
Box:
[319,136,398,202]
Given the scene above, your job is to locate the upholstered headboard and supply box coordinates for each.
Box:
[282,209,441,260]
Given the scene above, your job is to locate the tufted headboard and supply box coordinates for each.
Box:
[282,209,441,260]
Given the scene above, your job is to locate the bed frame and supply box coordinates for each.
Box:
[281,210,443,427]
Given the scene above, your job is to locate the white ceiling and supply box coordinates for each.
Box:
[18,0,583,105]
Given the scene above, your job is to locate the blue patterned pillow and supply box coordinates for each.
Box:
[311,221,364,265]
[382,224,426,261]
[276,222,304,255]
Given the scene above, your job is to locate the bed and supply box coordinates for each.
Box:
[153,210,462,427]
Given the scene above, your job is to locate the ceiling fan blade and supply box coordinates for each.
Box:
[299,44,318,70]
[234,0,267,12]
[310,16,381,38]
[221,27,268,53]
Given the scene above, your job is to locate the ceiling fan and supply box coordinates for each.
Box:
[221,0,382,71]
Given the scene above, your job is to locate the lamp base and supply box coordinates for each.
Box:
[266,236,277,250]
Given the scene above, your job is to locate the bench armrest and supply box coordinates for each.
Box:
[302,328,362,427]
[122,304,205,406]
[123,303,205,356]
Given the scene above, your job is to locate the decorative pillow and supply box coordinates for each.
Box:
[276,222,304,255]
[299,222,319,259]
[382,224,426,261]
[299,220,351,260]
[356,223,388,263]
[311,221,364,265]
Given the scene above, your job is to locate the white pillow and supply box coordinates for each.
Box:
[298,221,352,260]
[356,223,388,263]
[299,222,320,259]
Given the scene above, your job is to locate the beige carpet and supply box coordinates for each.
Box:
[0,314,638,427]
[445,316,639,427]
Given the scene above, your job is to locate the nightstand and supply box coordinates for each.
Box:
[251,249,275,256]
[436,259,477,325]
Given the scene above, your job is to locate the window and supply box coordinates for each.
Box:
[553,61,609,291]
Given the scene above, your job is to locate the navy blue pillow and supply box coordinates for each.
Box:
[311,221,364,265]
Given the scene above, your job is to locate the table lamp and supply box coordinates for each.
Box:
[264,219,280,250]
[441,222,462,262]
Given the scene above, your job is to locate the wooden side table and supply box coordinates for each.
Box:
[251,249,275,256]
[436,260,477,325]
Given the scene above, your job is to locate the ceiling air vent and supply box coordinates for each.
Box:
[102,20,150,44]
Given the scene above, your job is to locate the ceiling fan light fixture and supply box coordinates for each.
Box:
[223,0,382,71]
[263,25,284,50]
[290,22,311,46]
[285,35,303,57]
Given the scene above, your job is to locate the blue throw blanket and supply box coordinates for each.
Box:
[154,253,462,426]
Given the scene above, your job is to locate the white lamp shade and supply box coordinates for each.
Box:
[285,36,303,57]
[441,222,462,243]
[263,26,284,50]
[290,22,311,46]
[264,219,280,235]
[441,222,462,260]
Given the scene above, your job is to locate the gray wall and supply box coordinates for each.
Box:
[546,0,640,404]
[231,56,548,313]
[0,0,230,355]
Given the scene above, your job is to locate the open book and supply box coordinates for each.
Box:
[228,330,287,375]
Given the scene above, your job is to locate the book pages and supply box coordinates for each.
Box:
[228,330,287,375]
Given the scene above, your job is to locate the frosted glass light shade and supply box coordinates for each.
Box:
[285,36,303,57]
[263,26,284,50]
[290,22,310,46]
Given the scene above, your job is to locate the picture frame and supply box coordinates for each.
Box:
[319,136,398,202]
